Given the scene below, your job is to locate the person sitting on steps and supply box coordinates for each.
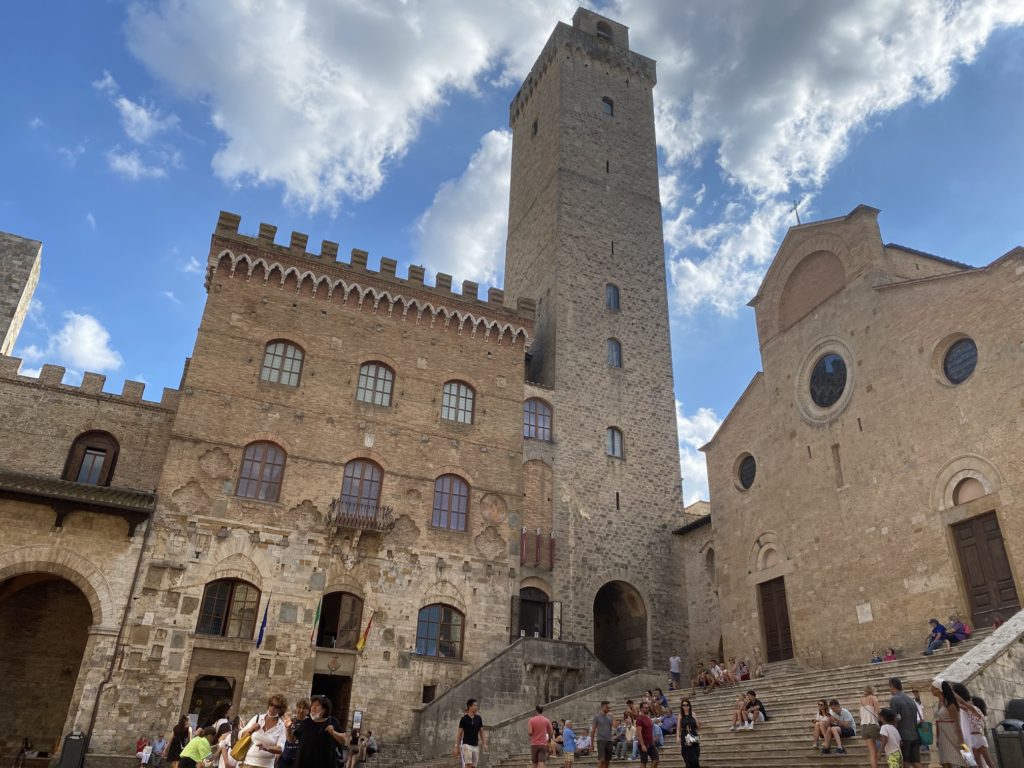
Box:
[811,700,831,749]
[822,699,856,754]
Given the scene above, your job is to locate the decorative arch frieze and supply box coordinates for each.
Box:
[210,250,530,347]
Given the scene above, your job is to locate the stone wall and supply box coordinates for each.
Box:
[484,669,664,763]
[415,638,610,758]
[939,609,1024,725]
[0,231,41,356]
[674,512,721,673]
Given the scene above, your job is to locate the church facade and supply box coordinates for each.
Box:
[701,205,1024,669]
[0,8,687,760]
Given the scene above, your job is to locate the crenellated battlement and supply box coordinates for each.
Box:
[209,211,534,346]
[0,354,180,410]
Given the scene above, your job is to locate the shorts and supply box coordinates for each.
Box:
[461,744,480,766]
[670,672,681,684]
[597,740,614,761]
[861,723,881,739]
[838,726,855,739]
[970,733,989,750]
[639,744,659,764]
[900,737,921,764]
[886,750,903,768]
[531,745,548,764]
[563,752,575,764]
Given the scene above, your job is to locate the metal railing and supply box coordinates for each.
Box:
[326,499,396,533]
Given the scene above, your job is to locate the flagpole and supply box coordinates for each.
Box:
[256,592,272,648]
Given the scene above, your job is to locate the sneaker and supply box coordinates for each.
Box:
[744,722,754,730]
[821,748,831,755]
[729,725,736,732]
[836,747,846,754]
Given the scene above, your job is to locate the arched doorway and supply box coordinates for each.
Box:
[0,574,93,754]
[593,581,647,674]
[188,676,235,728]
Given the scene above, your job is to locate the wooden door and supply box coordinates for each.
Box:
[759,577,794,663]
[953,512,1020,627]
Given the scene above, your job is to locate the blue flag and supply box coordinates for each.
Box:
[256,593,271,648]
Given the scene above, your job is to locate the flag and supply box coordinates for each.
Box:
[310,596,322,645]
[256,593,272,648]
[355,613,373,653]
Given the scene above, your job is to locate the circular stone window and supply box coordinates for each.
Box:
[809,353,847,408]
[736,454,756,490]
[943,337,978,384]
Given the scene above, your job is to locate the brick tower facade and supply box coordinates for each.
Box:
[504,9,683,671]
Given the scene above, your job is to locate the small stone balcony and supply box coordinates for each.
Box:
[326,498,396,534]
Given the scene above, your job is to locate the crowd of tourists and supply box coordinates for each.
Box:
[809,676,994,768]
[143,696,377,768]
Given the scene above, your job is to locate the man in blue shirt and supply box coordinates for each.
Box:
[923,618,947,655]
[561,720,576,767]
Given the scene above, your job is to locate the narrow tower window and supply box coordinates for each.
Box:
[602,97,614,116]
[607,338,622,368]
[606,283,620,311]
[606,427,624,459]
[532,119,538,137]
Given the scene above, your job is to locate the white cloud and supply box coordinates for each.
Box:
[86,212,96,230]
[676,400,721,505]
[107,147,168,180]
[28,117,45,129]
[124,0,577,213]
[183,256,203,274]
[162,290,182,304]
[114,95,179,143]
[18,365,42,379]
[614,0,1024,314]
[92,70,118,96]
[18,312,124,373]
[58,142,86,166]
[416,130,512,289]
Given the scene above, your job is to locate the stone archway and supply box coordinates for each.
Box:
[593,580,647,674]
[0,574,93,755]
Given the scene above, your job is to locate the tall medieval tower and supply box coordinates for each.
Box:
[505,9,683,671]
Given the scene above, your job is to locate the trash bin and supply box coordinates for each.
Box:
[993,699,1024,768]
[57,732,88,768]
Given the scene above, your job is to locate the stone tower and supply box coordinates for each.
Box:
[504,9,683,671]
[0,232,42,357]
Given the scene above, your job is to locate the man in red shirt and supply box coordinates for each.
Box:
[528,705,554,768]
[635,702,659,768]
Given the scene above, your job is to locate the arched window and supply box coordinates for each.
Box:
[523,399,553,441]
[340,460,383,515]
[605,283,620,311]
[64,431,119,486]
[196,579,261,638]
[606,427,624,458]
[260,340,304,386]
[316,591,364,649]
[236,441,286,501]
[596,21,613,40]
[441,381,475,424]
[602,97,614,116]
[356,362,394,407]
[432,474,469,531]
[607,339,622,368]
[415,603,464,659]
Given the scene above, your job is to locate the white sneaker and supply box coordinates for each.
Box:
[744,722,754,730]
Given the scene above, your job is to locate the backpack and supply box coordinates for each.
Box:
[963,622,973,638]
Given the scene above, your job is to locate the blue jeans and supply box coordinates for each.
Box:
[924,636,944,654]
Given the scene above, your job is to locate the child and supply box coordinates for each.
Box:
[957,694,994,768]
[879,709,903,768]
[883,648,897,662]
[870,650,883,664]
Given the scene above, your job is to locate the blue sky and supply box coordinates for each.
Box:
[2,1,1023,502]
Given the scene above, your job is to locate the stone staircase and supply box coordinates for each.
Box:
[488,634,990,768]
